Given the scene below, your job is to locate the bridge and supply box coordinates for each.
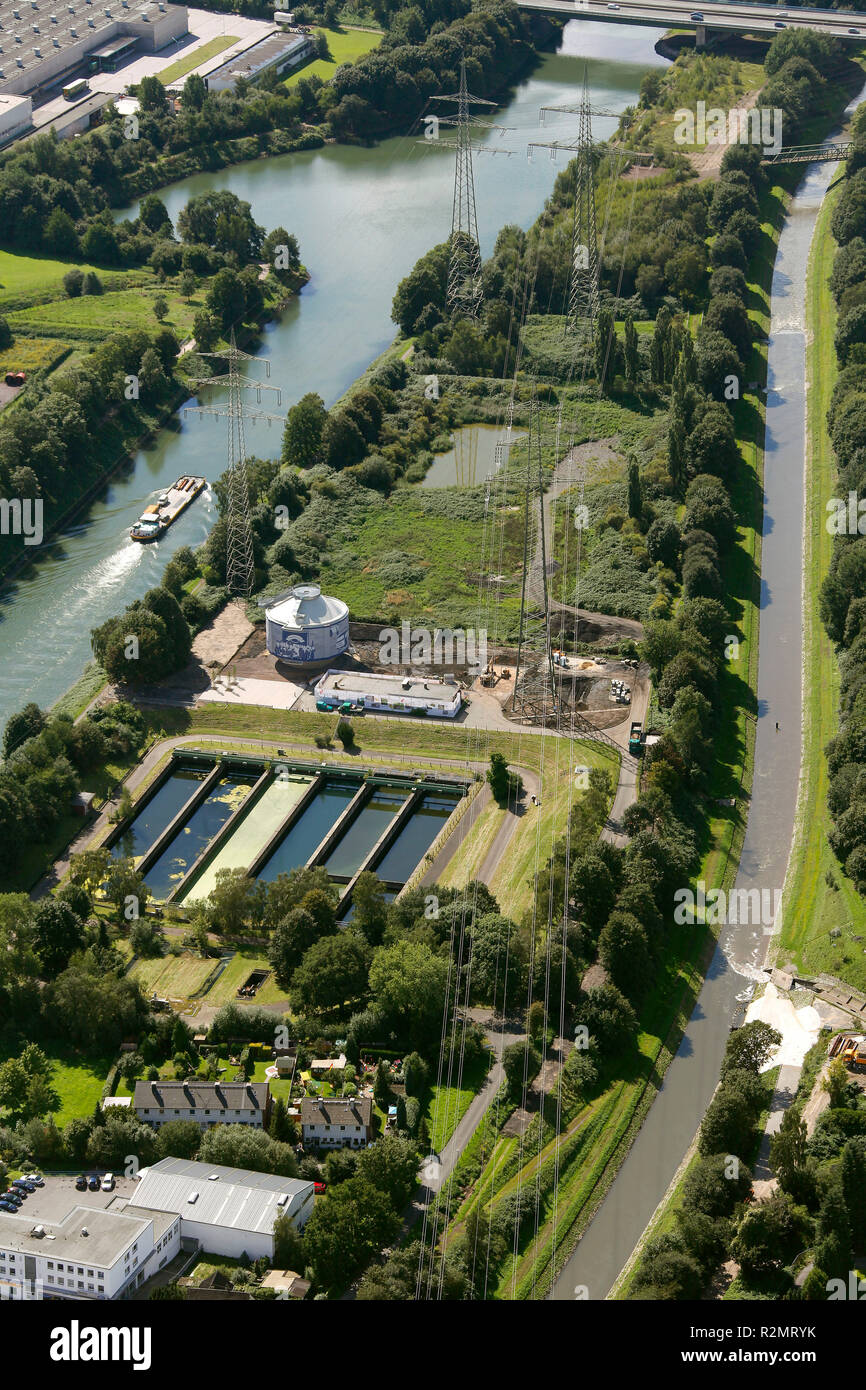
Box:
[763,139,854,162]
[517,0,865,48]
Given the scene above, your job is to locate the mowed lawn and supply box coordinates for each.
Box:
[0,249,134,307]
[9,287,200,343]
[283,25,381,87]
[427,1050,491,1152]
[205,951,288,1007]
[157,35,239,85]
[0,1044,112,1130]
[129,951,216,1000]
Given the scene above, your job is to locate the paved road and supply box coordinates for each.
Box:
[518,0,865,40]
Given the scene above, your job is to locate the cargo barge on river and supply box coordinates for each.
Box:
[130,476,207,543]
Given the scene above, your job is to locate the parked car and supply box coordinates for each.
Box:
[88,1176,100,1191]
[4,370,25,388]
[0,1201,18,1213]
[75,1174,88,1191]
[315,699,336,712]
[3,1192,23,1205]
[101,1173,115,1192]
[12,1179,35,1192]
[22,1174,43,1186]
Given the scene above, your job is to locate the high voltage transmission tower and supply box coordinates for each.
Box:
[430,56,495,320]
[185,331,283,598]
[510,389,558,722]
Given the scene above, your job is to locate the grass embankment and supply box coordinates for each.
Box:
[779,173,866,988]
[157,36,239,86]
[282,25,382,89]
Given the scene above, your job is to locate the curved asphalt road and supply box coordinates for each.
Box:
[552,88,866,1301]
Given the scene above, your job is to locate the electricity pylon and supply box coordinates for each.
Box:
[510,388,557,722]
[430,56,495,319]
[185,331,283,598]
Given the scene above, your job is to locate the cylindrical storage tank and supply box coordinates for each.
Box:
[265,584,349,666]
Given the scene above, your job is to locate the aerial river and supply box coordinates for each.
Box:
[552,77,866,1302]
[0,20,666,732]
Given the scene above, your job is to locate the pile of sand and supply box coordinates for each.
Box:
[743,981,822,1070]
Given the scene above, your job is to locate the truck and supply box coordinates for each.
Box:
[628,721,644,755]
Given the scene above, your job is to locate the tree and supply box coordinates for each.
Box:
[206,867,259,937]
[102,856,149,924]
[197,1125,298,1177]
[723,1021,781,1076]
[153,295,169,324]
[502,1039,541,1096]
[290,932,371,1017]
[137,74,167,112]
[282,392,326,468]
[351,871,388,947]
[624,312,639,385]
[703,293,753,363]
[272,1208,305,1269]
[139,194,172,234]
[268,907,325,990]
[182,72,207,111]
[156,1120,202,1161]
[373,1059,392,1110]
[304,1174,401,1293]
[63,267,84,298]
[45,207,80,258]
[356,1131,419,1207]
[368,939,449,1049]
[2,702,45,758]
[598,912,651,1003]
[486,751,521,805]
[841,1140,866,1254]
[31,898,85,979]
[814,1183,851,1280]
[824,1057,850,1109]
[731,1191,810,1278]
[206,267,247,332]
[468,912,524,1011]
[682,1152,752,1218]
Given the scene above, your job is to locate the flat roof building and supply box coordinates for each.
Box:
[131,1157,315,1259]
[0,1202,180,1300]
[205,29,311,92]
[0,0,188,98]
[314,668,463,719]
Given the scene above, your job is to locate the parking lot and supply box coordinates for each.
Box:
[3,1172,141,1224]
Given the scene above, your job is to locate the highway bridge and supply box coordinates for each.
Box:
[517,0,865,47]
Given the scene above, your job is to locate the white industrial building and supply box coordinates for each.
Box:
[265,582,350,666]
[205,28,311,93]
[0,0,189,98]
[0,91,31,140]
[131,1158,315,1259]
[133,1079,271,1129]
[314,668,463,718]
[0,1203,179,1301]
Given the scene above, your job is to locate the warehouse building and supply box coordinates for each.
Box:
[0,90,31,140]
[0,0,189,98]
[264,582,350,667]
[314,668,463,718]
[205,28,311,92]
[130,1158,315,1259]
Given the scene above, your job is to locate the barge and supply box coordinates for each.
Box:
[130,476,207,543]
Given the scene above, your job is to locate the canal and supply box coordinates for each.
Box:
[0,21,667,733]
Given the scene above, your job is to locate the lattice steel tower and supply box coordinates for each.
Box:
[567,66,600,337]
[186,331,283,598]
[431,56,494,319]
[510,389,558,722]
